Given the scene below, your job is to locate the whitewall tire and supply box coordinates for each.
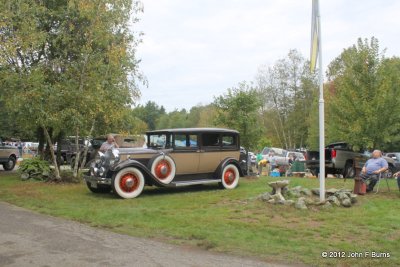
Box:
[112,167,145,199]
[221,164,240,189]
[150,155,176,184]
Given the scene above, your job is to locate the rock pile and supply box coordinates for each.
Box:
[257,181,358,210]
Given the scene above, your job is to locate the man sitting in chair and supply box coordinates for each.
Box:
[360,150,388,192]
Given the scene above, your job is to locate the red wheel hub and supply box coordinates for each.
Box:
[120,173,139,193]
[224,169,236,185]
[155,160,171,179]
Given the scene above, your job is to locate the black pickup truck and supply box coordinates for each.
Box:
[306,142,397,178]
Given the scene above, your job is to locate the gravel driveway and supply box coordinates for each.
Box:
[0,201,289,267]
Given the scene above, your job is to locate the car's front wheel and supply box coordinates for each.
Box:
[3,156,16,171]
[112,167,145,199]
[220,164,240,189]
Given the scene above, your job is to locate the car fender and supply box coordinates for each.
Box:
[215,157,244,178]
[111,159,167,187]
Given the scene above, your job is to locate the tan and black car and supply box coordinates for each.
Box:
[0,139,19,171]
[84,128,243,198]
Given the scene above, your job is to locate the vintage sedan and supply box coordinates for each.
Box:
[0,139,19,171]
[84,128,244,198]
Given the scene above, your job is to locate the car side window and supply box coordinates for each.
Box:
[188,134,198,148]
[222,134,237,149]
[202,133,221,148]
[174,134,198,150]
[174,134,187,148]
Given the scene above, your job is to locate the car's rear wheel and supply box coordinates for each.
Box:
[344,162,355,178]
[220,164,240,189]
[86,182,111,194]
[3,156,16,171]
[150,155,176,184]
[112,167,145,199]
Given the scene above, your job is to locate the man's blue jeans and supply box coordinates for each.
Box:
[359,173,379,192]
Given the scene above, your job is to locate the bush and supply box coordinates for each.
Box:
[19,157,51,181]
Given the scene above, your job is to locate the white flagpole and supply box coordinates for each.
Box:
[316,3,325,202]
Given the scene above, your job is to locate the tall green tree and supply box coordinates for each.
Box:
[213,82,262,151]
[256,50,317,149]
[0,0,144,178]
[134,101,166,130]
[326,37,400,150]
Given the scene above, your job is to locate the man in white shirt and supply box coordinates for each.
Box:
[99,134,119,152]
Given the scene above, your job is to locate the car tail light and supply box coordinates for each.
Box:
[331,149,337,159]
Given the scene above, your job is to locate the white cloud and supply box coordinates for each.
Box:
[135,0,400,111]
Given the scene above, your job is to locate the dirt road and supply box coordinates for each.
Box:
[0,201,287,267]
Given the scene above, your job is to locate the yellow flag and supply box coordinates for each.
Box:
[310,0,319,72]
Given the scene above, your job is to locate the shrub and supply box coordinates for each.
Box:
[19,157,51,181]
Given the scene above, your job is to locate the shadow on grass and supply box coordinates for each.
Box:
[83,184,222,200]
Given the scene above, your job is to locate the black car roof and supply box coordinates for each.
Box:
[146,128,239,134]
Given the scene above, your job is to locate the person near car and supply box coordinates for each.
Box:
[17,141,23,158]
[360,150,388,192]
[256,151,263,176]
[268,151,277,172]
[100,134,119,152]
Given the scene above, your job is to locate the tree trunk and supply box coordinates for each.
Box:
[37,126,45,159]
[73,128,81,178]
[42,126,61,181]
[80,120,96,170]
[55,131,64,167]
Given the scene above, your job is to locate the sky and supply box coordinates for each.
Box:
[135,0,400,111]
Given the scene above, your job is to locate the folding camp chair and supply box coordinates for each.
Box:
[374,171,390,193]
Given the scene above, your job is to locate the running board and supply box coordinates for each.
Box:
[170,179,220,187]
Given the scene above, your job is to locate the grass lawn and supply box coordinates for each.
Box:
[0,171,399,266]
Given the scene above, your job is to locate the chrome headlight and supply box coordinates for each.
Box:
[94,151,104,167]
[109,148,120,166]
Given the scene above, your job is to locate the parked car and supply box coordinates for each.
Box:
[384,152,400,173]
[261,147,305,166]
[84,128,244,198]
[55,137,86,165]
[306,142,397,178]
[0,138,19,171]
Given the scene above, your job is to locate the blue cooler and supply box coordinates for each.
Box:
[270,171,280,177]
